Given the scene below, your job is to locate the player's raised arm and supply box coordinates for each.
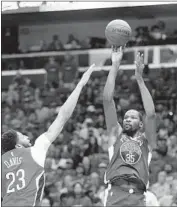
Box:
[135,52,156,149]
[103,46,123,147]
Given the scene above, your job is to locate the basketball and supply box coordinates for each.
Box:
[105,19,132,46]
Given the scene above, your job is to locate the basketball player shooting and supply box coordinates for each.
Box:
[1,64,95,207]
[103,46,156,206]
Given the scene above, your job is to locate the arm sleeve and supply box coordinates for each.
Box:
[31,133,52,167]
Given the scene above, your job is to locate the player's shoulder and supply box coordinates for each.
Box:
[2,147,29,156]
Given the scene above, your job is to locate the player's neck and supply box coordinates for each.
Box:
[125,130,141,138]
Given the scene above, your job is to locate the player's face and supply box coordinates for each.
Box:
[17,132,31,148]
[123,110,142,132]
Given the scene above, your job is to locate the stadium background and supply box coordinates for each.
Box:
[1,2,177,206]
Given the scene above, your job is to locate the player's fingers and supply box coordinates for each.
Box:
[122,44,126,51]
[88,63,95,71]
[140,54,144,63]
[119,46,122,53]
[141,53,144,59]
[138,52,141,61]
[112,45,116,52]
[136,53,139,62]
[136,52,139,59]
[134,61,139,68]
[85,64,95,74]
[114,45,119,52]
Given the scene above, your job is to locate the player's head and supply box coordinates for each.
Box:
[123,109,143,133]
[2,129,31,153]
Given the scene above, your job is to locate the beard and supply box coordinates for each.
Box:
[123,124,132,131]
[123,124,139,136]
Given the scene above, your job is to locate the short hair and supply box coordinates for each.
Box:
[124,110,143,122]
[2,129,18,153]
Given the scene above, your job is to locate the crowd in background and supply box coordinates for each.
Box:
[2,20,177,54]
[26,20,177,53]
[2,63,177,206]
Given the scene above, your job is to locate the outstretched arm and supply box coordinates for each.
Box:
[103,46,123,147]
[135,53,156,149]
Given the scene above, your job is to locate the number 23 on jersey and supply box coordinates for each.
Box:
[6,169,26,193]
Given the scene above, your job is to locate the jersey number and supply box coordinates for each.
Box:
[126,153,135,163]
[6,169,26,193]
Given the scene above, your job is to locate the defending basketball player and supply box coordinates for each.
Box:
[103,46,156,206]
[1,64,95,207]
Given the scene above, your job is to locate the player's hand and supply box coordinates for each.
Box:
[135,52,144,80]
[111,45,125,68]
[79,64,95,86]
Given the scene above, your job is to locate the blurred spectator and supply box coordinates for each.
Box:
[35,100,51,123]
[84,135,99,156]
[62,174,73,191]
[29,39,48,52]
[81,37,92,49]
[79,118,100,140]
[65,34,81,50]
[134,26,150,46]
[19,60,26,70]
[159,181,177,206]
[167,134,177,157]
[157,21,167,39]
[48,35,63,51]
[65,192,75,206]
[151,171,171,200]
[90,172,100,189]
[82,156,91,176]
[59,191,68,206]
[163,163,174,185]
[41,197,52,207]
[73,182,92,206]
[150,25,167,42]
[6,84,19,106]
[60,53,78,88]
[75,164,86,184]
[40,40,48,51]
[45,57,60,88]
